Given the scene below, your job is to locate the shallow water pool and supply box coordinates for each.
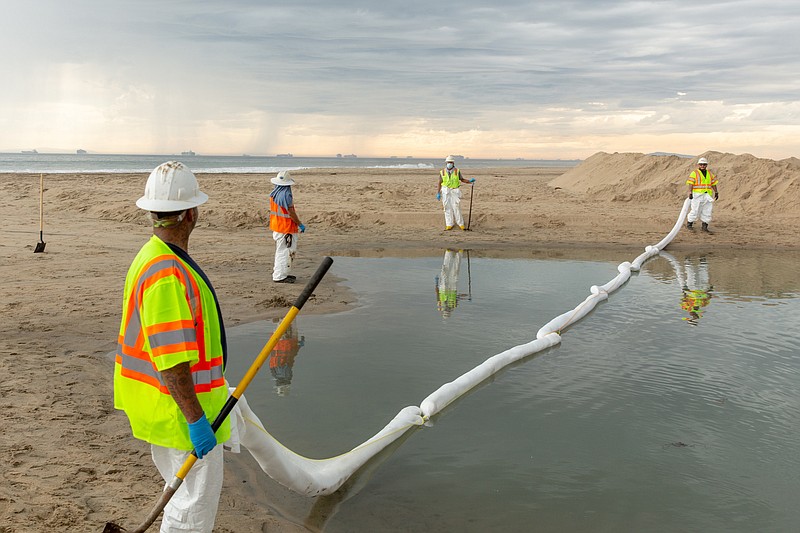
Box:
[225,249,800,532]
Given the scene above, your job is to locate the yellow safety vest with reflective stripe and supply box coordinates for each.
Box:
[114,235,230,450]
[440,168,462,189]
[686,169,718,196]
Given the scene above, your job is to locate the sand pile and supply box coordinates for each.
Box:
[550,151,800,214]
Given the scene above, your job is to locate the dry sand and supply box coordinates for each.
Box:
[1,151,798,532]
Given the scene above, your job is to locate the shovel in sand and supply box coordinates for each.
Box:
[34,174,46,253]
[104,256,334,533]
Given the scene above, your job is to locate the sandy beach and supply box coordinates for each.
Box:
[1,151,798,532]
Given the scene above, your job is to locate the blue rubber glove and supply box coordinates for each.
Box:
[436,192,441,201]
[188,416,217,459]
[299,224,306,233]
[469,178,475,183]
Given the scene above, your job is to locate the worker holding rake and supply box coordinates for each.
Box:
[436,155,475,231]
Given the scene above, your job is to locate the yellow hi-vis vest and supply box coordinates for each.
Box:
[686,169,718,196]
[114,235,230,450]
[440,168,462,189]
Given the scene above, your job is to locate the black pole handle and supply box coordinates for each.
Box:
[467,182,474,230]
[293,256,334,310]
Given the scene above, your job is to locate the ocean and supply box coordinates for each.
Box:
[0,153,580,174]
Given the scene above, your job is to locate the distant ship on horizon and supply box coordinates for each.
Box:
[77,149,87,154]
[276,153,293,158]
[21,149,38,154]
[181,150,196,156]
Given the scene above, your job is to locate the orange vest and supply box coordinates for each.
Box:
[269,337,299,369]
[270,197,298,233]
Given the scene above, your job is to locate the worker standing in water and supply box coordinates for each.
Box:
[436,155,475,230]
[686,157,719,234]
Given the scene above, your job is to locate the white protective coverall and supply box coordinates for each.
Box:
[687,193,715,224]
[272,231,298,281]
[441,186,464,228]
[151,445,224,532]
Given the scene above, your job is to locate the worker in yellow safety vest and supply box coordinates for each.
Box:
[269,170,305,283]
[114,161,230,532]
[436,155,475,230]
[685,157,719,233]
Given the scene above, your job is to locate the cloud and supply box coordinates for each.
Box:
[1,0,798,158]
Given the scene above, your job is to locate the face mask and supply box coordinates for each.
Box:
[446,163,454,170]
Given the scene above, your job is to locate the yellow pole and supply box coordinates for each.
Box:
[117,257,334,533]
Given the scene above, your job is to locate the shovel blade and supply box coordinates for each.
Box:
[34,241,46,253]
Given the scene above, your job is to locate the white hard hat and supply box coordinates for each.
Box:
[270,170,296,186]
[698,157,708,165]
[445,155,455,163]
[136,161,208,212]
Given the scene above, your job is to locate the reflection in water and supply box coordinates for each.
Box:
[647,249,800,301]
[659,252,719,325]
[267,320,304,396]
[435,249,471,319]
[226,250,800,533]
[678,256,714,325]
[681,288,712,324]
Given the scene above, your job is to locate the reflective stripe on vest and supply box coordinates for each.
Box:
[686,169,717,195]
[440,168,461,189]
[116,256,224,393]
[270,197,298,233]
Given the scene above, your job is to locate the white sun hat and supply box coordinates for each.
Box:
[270,170,296,186]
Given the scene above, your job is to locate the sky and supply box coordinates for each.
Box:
[1,0,799,159]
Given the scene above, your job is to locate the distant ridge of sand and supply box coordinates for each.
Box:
[550,151,800,214]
